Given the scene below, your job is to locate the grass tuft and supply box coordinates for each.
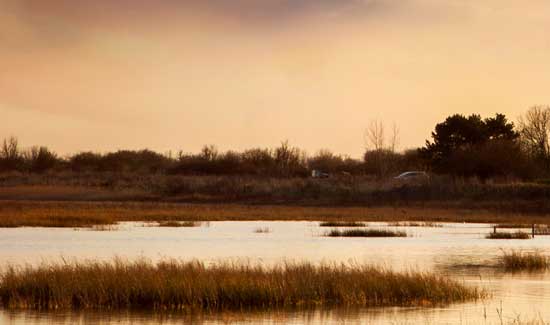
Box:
[0,259,483,310]
[157,221,200,227]
[387,222,442,227]
[495,224,531,229]
[500,251,549,271]
[254,227,271,233]
[319,221,366,227]
[326,229,407,238]
[486,232,531,239]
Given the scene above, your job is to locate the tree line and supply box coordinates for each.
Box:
[2,106,550,180]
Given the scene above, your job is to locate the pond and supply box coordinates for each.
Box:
[0,221,549,324]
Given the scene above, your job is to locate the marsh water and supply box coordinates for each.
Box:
[1,221,550,324]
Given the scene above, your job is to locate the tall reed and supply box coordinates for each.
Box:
[0,259,483,310]
[500,251,549,271]
[326,229,407,237]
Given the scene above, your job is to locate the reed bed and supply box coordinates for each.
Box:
[486,232,531,239]
[500,251,549,271]
[326,229,407,238]
[0,259,483,310]
[319,221,366,227]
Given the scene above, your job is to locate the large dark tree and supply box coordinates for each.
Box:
[420,113,519,177]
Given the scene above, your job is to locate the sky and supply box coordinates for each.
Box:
[1,0,550,158]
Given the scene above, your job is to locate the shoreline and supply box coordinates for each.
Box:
[1,197,549,228]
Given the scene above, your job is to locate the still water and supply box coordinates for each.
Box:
[0,221,549,324]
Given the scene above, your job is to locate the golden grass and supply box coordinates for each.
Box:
[319,221,366,227]
[0,259,484,310]
[500,251,549,271]
[326,229,407,238]
[486,232,531,239]
[1,200,550,228]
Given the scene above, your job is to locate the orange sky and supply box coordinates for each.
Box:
[1,0,550,158]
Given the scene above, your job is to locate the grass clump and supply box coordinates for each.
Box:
[500,251,549,271]
[319,221,366,227]
[388,221,442,227]
[157,221,200,227]
[254,227,271,233]
[0,259,483,310]
[495,224,531,229]
[486,232,531,239]
[326,229,407,238]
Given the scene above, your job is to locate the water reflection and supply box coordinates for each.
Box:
[0,221,549,324]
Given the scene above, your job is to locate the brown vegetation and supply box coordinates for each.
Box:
[500,251,549,271]
[3,174,550,216]
[254,227,271,233]
[0,259,484,310]
[325,229,407,238]
[1,200,550,228]
[157,221,200,227]
[319,221,366,227]
[387,221,442,227]
[486,232,531,239]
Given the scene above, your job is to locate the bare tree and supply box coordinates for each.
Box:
[390,122,400,153]
[518,106,550,161]
[364,120,400,153]
[0,136,23,171]
[364,120,385,151]
[363,121,401,178]
[1,136,19,160]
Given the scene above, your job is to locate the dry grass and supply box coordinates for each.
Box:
[319,221,366,227]
[500,251,549,271]
[534,225,550,235]
[1,200,550,228]
[486,232,531,239]
[326,229,407,238]
[495,224,532,228]
[157,221,200,227]
[0,259,484,310]
[387,221,442,227]
[89,224,117,231]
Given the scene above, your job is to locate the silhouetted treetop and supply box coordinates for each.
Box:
[420,113,520,177]
[422,113,517,159]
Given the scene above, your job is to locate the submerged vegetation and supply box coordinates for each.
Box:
[0,259,483,310]
[500,251,549,271]
[326,229,407,238]
[486,232,531,240]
